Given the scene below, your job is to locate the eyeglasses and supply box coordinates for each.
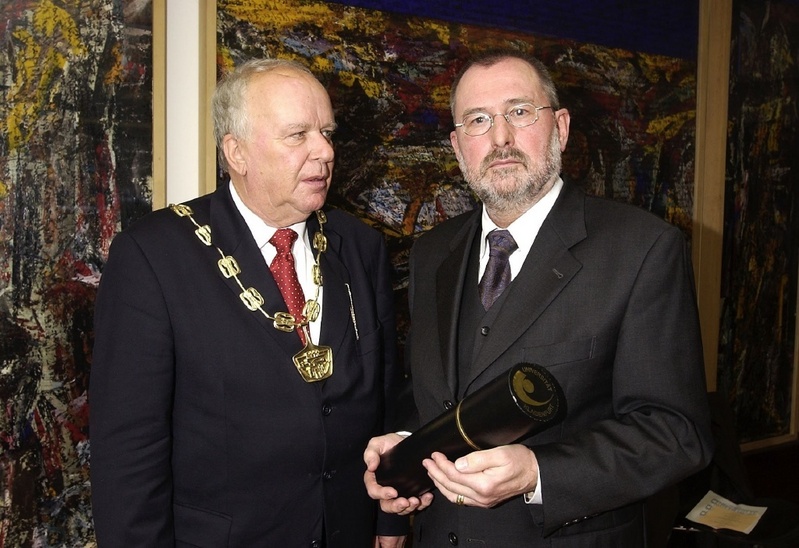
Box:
[454,103,553,136]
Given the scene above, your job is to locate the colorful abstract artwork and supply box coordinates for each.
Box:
[0,1,154,545]
[717,0,799,444]
[0,0,701,544]
[217,0,699,349]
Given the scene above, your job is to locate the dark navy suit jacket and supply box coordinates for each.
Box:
[90,184,403,547]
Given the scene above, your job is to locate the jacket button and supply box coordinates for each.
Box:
[310,540,322,548]
[448,531,458,545]
[480,326,490,336]
[323,470,335,480]
[443,400,454,410]
[322,403,332,415]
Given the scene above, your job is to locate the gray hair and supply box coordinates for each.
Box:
[449,49,560,117]
[212,58,316,171]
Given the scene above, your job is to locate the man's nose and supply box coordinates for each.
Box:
[311,132,335,161]
[490,114,515,147]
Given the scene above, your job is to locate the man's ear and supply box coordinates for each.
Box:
[450,130,462,161]
[222,134,246,176]
[555,109,571,152]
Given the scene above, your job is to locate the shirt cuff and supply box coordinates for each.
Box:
[523,467,543,504]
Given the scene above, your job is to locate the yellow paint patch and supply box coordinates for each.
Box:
[647,111,694,140]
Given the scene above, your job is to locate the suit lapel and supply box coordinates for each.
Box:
[311,215,352,358]
[208,185,303,358]
[435,211,481,396]
[467,183,588,387]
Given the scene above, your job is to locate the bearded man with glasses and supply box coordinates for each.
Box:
[365,49,713,547]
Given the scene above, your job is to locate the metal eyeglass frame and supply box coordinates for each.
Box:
[454,103,554,136]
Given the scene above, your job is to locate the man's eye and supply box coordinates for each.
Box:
[467,114,489,127]
[510,106,531,118]
[321,129,335,141]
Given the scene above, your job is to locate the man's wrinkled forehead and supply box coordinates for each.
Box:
[453,58,543,113]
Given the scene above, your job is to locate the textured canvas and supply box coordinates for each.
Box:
[0,0,704,544]
[718,0,799,444]
[217,0,698,349]
[0,1,154,545]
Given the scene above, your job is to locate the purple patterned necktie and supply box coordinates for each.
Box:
[479,229,518,310]
[269,228,307,344]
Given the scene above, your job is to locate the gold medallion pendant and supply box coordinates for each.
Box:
[293,326,333,382]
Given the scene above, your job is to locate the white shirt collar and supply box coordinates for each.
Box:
[479,177,563,278]
[228,182,309,253]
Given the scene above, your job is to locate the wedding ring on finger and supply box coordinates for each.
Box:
[456,494,465,506]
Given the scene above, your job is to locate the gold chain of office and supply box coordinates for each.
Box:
[169,203,327,334]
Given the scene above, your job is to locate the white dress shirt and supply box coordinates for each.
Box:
[229,182,323,344]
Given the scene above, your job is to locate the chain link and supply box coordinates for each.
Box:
[170,204,328,334]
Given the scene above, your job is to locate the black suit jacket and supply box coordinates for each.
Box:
[404,182,714,547]
[90,185,404,547]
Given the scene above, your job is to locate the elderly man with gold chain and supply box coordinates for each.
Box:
[91,58,407,547]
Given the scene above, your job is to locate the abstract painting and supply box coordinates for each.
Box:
[217,0,699,351]
[0,1,154,545]
[0,0,704,544]
[717,0,799,444]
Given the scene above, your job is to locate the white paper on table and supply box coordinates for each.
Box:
[685,490,767,535]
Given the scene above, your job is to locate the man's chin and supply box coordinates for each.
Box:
[304,192,329,214]
[481,175,526,195]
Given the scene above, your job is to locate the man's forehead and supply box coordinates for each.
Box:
[250,68,315,91]
[247,71,328,105]
[455,62,541,110]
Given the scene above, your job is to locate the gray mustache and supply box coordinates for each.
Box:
[482,149,528,167]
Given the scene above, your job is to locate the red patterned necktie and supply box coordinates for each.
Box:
[269,228,307,344]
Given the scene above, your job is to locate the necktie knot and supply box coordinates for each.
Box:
[487,230,518,257]
[270,228,298,255]
[479,229,517,310]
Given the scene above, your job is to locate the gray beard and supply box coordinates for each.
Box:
[461,128,562,217]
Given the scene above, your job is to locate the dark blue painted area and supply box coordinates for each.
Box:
[331,0,700,59]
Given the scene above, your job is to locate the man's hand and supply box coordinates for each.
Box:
[373,535,407,548]
[422,444,538,508]
[363,434,435,515]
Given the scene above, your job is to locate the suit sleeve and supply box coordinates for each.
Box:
[374,232,402,433]
[371,231,412,537]
[534,227,714,535]
[90,231,176,547]
[392,241,421,432]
